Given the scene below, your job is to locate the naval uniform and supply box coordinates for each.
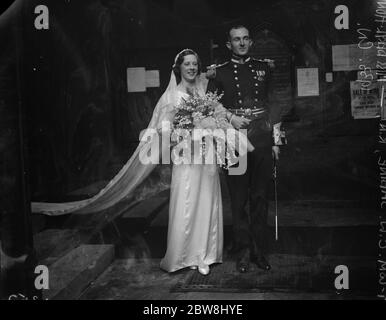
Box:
[207,56,281,259]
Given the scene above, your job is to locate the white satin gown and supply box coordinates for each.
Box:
[160,90,223,272]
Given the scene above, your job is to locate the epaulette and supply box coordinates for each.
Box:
[205,61,230,79]
[252,58,266,63]
[207,61,230,70]
[252,58,275,68]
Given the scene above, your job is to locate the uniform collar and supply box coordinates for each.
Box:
[231,54,251,64]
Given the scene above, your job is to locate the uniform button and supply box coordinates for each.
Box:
[249,65,252,68]
[254,76,257,79]
[255,91,259,94]
[234,70,238,74]
[234,64,238,68]
[236,84,240,88]
[238,100,242,104]
[238,92,241,96]
[255,83,258,87]
[235,77,238,80]
[255,99,258,102]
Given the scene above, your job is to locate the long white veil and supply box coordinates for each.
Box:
[31,71,195,216]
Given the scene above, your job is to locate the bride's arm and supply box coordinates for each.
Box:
[213,103,254,152]
[213,103,232,123]
[214,103,244,126]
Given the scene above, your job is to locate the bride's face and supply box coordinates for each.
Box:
[180,54,199,83]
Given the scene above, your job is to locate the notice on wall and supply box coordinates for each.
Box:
[127,67,146,92]
[146,70,160,88]
[297,68,319,97]
[332,44,377,72]
[325,72,333,83]
[350,81,381,119]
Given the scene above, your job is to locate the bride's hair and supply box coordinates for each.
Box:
[172,49,202,83]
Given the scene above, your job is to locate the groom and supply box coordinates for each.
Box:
[207,25,282,273]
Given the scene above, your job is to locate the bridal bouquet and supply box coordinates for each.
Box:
[172,91,242,168]
[173,91,224,130]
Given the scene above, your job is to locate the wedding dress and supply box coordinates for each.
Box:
[159,88,223,272]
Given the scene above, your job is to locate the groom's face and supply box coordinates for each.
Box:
[227,27,252,56]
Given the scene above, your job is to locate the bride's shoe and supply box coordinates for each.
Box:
[198,264,210,276]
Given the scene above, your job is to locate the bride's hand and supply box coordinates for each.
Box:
[231,115,251,130]
[198,116,217,129]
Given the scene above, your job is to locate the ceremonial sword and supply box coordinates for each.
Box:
[273,158,279,241]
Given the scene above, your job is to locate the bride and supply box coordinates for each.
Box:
[158,49,223,275]
[32,49,252,276]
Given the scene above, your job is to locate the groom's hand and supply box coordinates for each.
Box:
[231,115,251,130]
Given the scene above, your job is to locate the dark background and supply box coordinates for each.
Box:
[1,0,379,204]
[0,0,382,300]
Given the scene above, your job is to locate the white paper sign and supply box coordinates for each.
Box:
[146,70,160,88]
[297,68,319,97]
[350,81,381,119]
[325,73,333,83]
[332,44,377,71]
[127,67,146,92]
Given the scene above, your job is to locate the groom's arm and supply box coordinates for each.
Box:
[206,68,249,130]
[205,65,223,94]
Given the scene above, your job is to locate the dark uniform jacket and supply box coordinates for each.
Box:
[207,56,281,147]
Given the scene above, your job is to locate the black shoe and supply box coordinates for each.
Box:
[236,249,250,273]
[236,259,249,273]
[252,254,271,271]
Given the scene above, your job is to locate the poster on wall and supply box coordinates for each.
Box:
[127,67,147,92]
[350,81,381,119]
[297,68,319,97]
[146,70,160,88]
[332,44,377,71]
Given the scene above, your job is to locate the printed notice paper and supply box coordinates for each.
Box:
[127,67,146,92]
[297,68,319,97]
[350,81,381,119]
[146,70,160,88]
[332,44,377,71]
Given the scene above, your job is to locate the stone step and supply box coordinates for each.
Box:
[171,254,377,296]
[266,201,379,227]
[80,255,378,300]
[34,229,82,262]
[150,200,379,228]
[120,194,169,224]
[141,225,377,259]
[43,245,114,300]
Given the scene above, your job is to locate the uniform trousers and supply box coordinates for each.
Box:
[226,118,273,259]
